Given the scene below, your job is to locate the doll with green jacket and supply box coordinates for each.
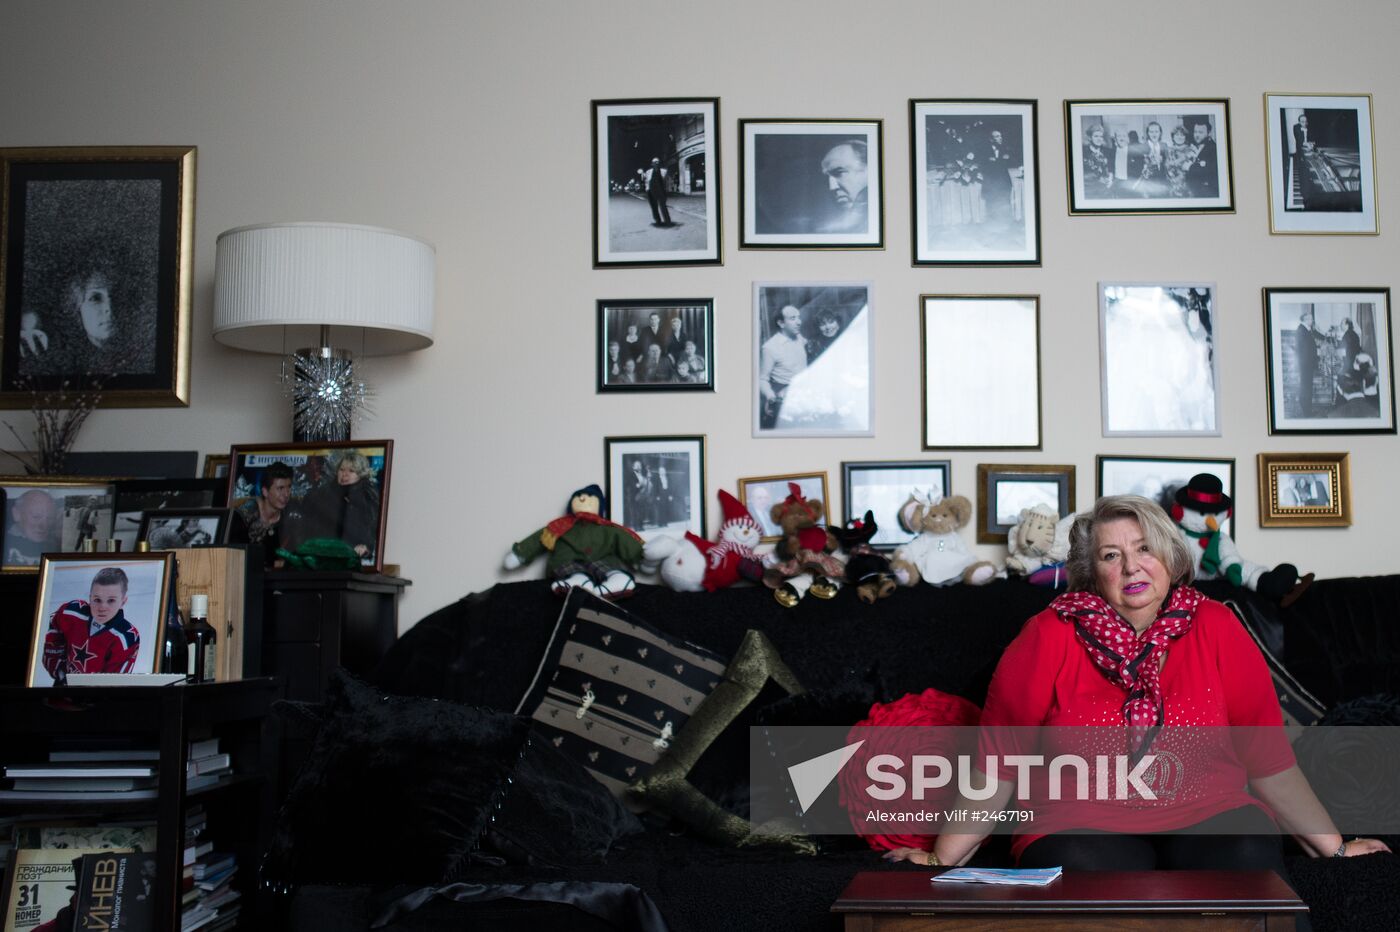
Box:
[503,484,643,600]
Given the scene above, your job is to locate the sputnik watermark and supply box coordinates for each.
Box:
[865,753,1160,803]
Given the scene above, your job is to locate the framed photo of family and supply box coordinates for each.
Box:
[604,435,706,541]
[1097,455,1236,538]
[1,479,115,572]
[25,552,174,686]
[1257,452,1351,528]
[921,295,1041,449]
[739,119,883,249]
[1263,93,1377,235]
[738,471,828,543]
[227,440,393,570]
[597,299,713,392]
[975,463,1075,544]
[0,146,196,407]
[1065,100,1233,214]
[753,282,873,437]
[1262,288,1395,434]
[1100,283,1220,436]
[591,98,721,268]
[910,99,1041,265]
[841,460,949,550]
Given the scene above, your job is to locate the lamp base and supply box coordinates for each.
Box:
[283,347,369,443]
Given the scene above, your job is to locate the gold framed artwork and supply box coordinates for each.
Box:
[737,471,829,543]
[1257,452,1351,527]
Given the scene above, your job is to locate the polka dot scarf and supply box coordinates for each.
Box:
[1051,586,1205,760]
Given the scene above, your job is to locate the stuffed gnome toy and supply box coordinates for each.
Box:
[504,484,643,600]
[642,490,764,592]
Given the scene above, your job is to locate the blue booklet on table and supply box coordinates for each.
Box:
[931,867,1062,886]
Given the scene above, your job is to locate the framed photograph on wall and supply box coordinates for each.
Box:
[841,460,950,550]
[739,119,883,248]
[1100,282,1220,436]
[753,281,872,437]
[203,454,230,479]
[921,295,1040,449]
[910,99,1041,265]
[138,507,233,548]
[1,479,115,572]
[25,551,174,686]
[597,298,713,391]
[738,471,828,543]
[1264,93,1377,235]
[592,98,720,268]
[0,146,196,407]
[1065,99,1233,214]
[1097,455,1235,538]
[111,478,224,551]
[604,435,705,541]
[1257,452,1351,527]
[1262,287,1394,434]
[227,440,392,570]
[976,463,1075,543]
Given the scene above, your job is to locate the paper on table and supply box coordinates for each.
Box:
[931,866,1062,886]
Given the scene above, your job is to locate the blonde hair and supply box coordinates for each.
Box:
[1066,495,1194,592]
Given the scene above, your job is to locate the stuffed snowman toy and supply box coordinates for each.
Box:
[642,490,764,592]
[1171,474,1310,602]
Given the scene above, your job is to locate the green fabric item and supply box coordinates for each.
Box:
[277,538,362,570]
[1181,525,1224,577]
[512,520,643,576]
[1226,562,1245,587]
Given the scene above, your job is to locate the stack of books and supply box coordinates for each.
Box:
[186,737,232,792]
[1,749,160,801]
[180,804,241,931]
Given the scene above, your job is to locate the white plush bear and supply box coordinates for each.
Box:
[890,492,996,587]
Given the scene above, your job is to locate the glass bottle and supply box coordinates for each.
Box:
[187,593,218,683]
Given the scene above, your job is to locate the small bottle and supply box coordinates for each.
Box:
[162,601,188,677]
[187,594,218,683]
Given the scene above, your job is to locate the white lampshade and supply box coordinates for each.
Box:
[213,221,435,356]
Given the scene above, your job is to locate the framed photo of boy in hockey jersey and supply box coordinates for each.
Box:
[26,552,173,686]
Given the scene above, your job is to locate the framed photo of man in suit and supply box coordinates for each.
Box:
[1264,93,1377,235]
[1257,452,1351,527]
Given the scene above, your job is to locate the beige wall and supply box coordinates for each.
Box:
[2,0,1396,631]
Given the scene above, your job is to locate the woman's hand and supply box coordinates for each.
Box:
[1342,838,1392,857]
[881,847,936,867]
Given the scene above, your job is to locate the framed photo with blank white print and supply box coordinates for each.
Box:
[604,435,705,541]
[738,471,828,543]
[1258,452,1351,528]
[591,98,720,268]
[740,119,883,248]
[921,295,1040,449]
[25,552,174,686]
[1097,455,1235,539]
[911,99,1040,265]
[976,463,1075,544]
[1263,288,1394,435]
[841,460,949,551]
[1065,99,1233,214]
[753,282,872,437]
[1264,93,1377,235]
[1100,283,1219,436]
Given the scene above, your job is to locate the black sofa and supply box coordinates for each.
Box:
[282,575,1400,932]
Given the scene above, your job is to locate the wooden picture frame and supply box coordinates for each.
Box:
[976,463,1076,543]
[737,471,829,543]
[1257,452,1351,527]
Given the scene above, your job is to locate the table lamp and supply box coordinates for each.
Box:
[212,222,435,441]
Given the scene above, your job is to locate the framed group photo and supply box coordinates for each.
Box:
[592,98,720,267]
[604,435,706,541]
[597,299,713,391]
[1,479,114,572]
[1065,100,1233,214]
[910,99,1041,265]
[1098,455,1236,538]
[753,282,873,437]
[138,507,234,548]
[0,146,196,407]
[227,440,393,569]
[1100,283,1220,436]
[921,295,1041,449]
[739,119,883,249]
[1262,288,1394,434]
[1263,93,1377,235]
[841,460,949,550]
[25,552,174,686]
[737,471,828,542]
[976,463,1075,543]
[1257,452,1351,528]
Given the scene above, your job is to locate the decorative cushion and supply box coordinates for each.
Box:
[264,670,530,887]
[516,588,729,797]
[1223,598,1327,732]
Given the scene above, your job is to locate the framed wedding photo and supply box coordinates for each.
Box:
[739,119,883,249]
[591,98,720,268]
[604,435,705,541]
[1262,288,1395,434]
[597,299,713,392]
[1,479,115,573]
[1100,283,1220,436]
[738,471,828,543]
[921,295,1041,449]
[1264,93,1377,235]
[753,282,873,437]
[26,552,174,686]
[0,146,196,407]
[976,463,1075,544]
[1257,452,1351,528]
[1065,99,1233,214]
[1098,454,1235,538]
[841,460,949,550]
[910,99,1040,265]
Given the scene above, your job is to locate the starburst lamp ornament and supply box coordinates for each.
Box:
[212,222,434,441]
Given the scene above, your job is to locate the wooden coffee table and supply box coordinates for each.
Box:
[832,870,1307,930]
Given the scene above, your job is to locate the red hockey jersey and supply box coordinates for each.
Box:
[41,600,141,678]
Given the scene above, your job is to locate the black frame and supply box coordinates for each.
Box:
[603,434,707,540]
[841,460,951,551]
[1263,92,1378,235]
[1096,454,1236,538]
[976,463,1075,544]
[112,477,225,551]
[597,298,714,392]
[137,507,234,548]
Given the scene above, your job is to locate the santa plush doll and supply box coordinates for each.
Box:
[641,490,764,592]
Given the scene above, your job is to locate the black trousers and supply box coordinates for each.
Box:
[647,191,671,225]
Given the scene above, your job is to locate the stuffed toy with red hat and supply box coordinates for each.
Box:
[762,482,845,607]
[641,490,764,592]
[503,484,643,600]
[1171,473,1312,603]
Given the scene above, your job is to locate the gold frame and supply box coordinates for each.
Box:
[1257,452,1351,527]
[0,145,196,407]
[202,453,230,479]
[975,463,1076,544]
[736,470,830,543]
[0,476,118,573]
[1262,92,1378,236]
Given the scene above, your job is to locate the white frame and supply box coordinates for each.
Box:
[604,435,706,542]
[1097,455,1236,539]
[1263,93,1377,235]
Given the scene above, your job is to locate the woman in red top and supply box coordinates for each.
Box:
[886,495,1389,871]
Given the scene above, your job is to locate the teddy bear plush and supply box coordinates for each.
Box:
[832,510,898,604]
[504,484,643,600]
[890,492,996,587]
[1005,503,1075,587]
[762,483,845,607]
[642,490,764,592]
